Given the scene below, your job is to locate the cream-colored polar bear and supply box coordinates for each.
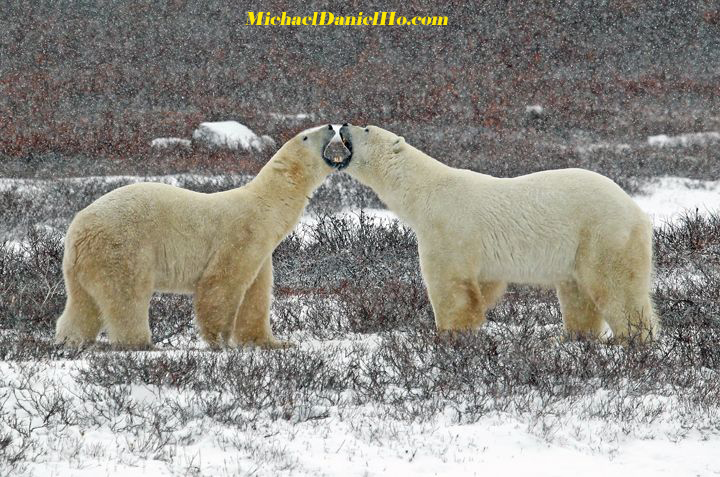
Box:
[338,124,659,342]
[56,124,343,349]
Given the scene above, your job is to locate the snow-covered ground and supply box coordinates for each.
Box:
[647,131,720,148]
[2,173,720,476]
[5,337,719,477]
[19,408,720,477]
[633,176,720,225]
[0,173,252,193]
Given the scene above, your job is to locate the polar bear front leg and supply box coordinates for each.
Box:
[556,280,606,340]
[232,256,290,349]
[420,251,505,331]
[194,253,262,349]
[425,275,505,331]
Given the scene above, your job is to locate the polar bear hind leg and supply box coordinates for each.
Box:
[84,266,154,349]
[232,257,290,348]
[55,272,102,346]
[575,224,658,343]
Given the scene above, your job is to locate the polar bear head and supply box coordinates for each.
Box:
[270,124,351,188]
[291,123,342,169]
[337,124,407,183]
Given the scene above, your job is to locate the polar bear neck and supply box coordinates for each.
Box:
[242,145,327,228]
[352,145,452,227]
[258,145,327,191]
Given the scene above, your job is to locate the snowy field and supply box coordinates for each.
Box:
[1,173,719,477]
[4,2,720,475]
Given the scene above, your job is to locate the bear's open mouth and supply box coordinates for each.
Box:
[322,132,352,170]
[341,135,353,155]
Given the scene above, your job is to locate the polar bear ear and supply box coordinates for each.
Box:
[392,136,405,154]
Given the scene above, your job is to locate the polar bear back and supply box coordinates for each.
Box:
[66,182,258,293]
[415,167,649,285]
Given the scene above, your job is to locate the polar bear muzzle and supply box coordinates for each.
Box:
[329,123,354,170]
[323,123,352,170]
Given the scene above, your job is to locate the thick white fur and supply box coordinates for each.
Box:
[55,126,336,349]
[343,125,659,342]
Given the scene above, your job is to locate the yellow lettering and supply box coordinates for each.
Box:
[246,10,448,27]
[246,12,261,25]
[431,16,448,26]
[320,12,334,25]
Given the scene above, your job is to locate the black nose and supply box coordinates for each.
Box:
[327,124,333,130]
[342,122,349,127]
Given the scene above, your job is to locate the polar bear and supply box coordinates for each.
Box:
[338,124,659,342]
[56,124,345,349]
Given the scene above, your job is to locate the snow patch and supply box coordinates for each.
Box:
[576,142,632,154]
[633,177,720,225]
[269,112,315,122]
[525,104,544,115]
[12,357,720,477]
[647,131,720,148]
[150,137,191,149]
[192,121,275,152]
[299,208,402,244]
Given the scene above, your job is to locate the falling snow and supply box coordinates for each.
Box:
[2,3,720,476]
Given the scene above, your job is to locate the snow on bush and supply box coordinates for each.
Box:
[525,104,544,115]
[575,142,631,154]
[192,121,275,152]
[150,137,192,149]
[647,131,720,147]
[269,112,315,122]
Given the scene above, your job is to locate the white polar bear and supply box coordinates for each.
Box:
[56,124,344,349]
[338,124,659,342]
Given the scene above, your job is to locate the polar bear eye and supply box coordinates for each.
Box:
[364,128,369,132]
[303,136,308,141]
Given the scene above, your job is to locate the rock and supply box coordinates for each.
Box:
[192,121,275,152]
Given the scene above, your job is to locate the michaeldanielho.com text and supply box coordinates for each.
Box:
[246,12,448,26]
